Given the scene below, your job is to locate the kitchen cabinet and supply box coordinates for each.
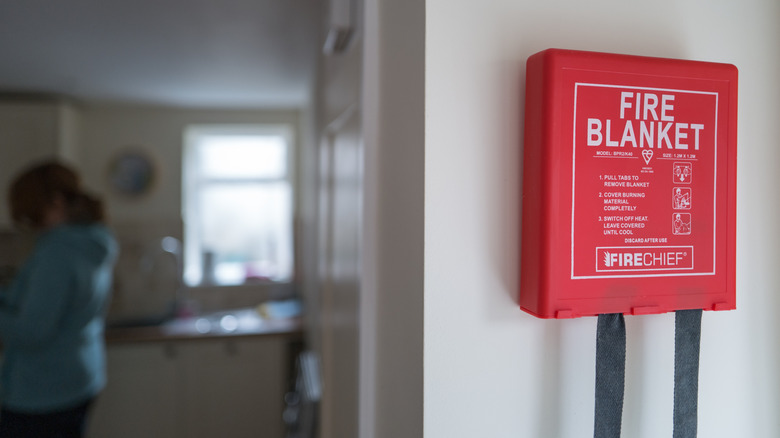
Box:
[87,336,293,438]
[0,99,81,228]
[179,337,287,438]
[87,343,179,437]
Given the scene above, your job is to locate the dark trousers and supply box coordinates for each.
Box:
[0,399,93,438]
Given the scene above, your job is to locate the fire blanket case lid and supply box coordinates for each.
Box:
[520,48,737,319]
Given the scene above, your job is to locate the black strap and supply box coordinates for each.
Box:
[594,313,626,438]
[673,309,702,438]
[593,310,702,438]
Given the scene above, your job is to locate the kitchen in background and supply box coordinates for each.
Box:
[0,0,376,434]
[0,92,312,438]
[0,99,302,319]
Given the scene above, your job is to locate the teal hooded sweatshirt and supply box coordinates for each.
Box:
[0,224,118,412]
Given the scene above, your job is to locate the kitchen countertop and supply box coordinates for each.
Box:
[105,308,303,344]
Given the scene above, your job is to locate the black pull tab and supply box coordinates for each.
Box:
[594,313,626,438]
[674,309,702,438]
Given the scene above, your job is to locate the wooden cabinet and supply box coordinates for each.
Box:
[87,336,293,438]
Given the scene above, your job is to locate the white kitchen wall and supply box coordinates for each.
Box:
[77,105,302,311]
[424,1,780,438]
[77,105,299,227]
[0,99,78,228]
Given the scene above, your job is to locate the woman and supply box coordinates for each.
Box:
[0,161,118,437]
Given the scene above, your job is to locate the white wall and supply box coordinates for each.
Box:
[425,1,780,437]
[78,105,299,229]
[362,0,425,437]
[0,100,76,228]
[78,105,301,312]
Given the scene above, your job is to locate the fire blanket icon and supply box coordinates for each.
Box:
[672,213,692,235]
[673,162,693,184]
[520,49,738,318]
[673,188,691,210]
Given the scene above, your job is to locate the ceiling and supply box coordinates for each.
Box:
[0,0,321,108]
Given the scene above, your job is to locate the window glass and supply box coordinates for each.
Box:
[199,135,287,179]
[183,125,294,286]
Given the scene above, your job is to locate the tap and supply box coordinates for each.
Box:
[160,236,188,317]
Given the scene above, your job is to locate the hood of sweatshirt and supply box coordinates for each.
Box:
[41,224,118,267]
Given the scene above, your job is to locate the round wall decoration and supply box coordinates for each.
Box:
[107,148,156,197]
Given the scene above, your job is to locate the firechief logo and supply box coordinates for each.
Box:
[596,246,693,272]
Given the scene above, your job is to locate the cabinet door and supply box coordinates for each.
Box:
[87,343,180,438]
[178,337,288,438]
[0,102,68,228]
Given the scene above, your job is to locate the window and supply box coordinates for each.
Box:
[183,125,294,286]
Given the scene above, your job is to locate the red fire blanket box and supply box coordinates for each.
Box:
[520,49,738,319]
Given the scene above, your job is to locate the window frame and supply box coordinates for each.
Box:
[182,123,296,288]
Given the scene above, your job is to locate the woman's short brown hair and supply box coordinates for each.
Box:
[8,160,105,228]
